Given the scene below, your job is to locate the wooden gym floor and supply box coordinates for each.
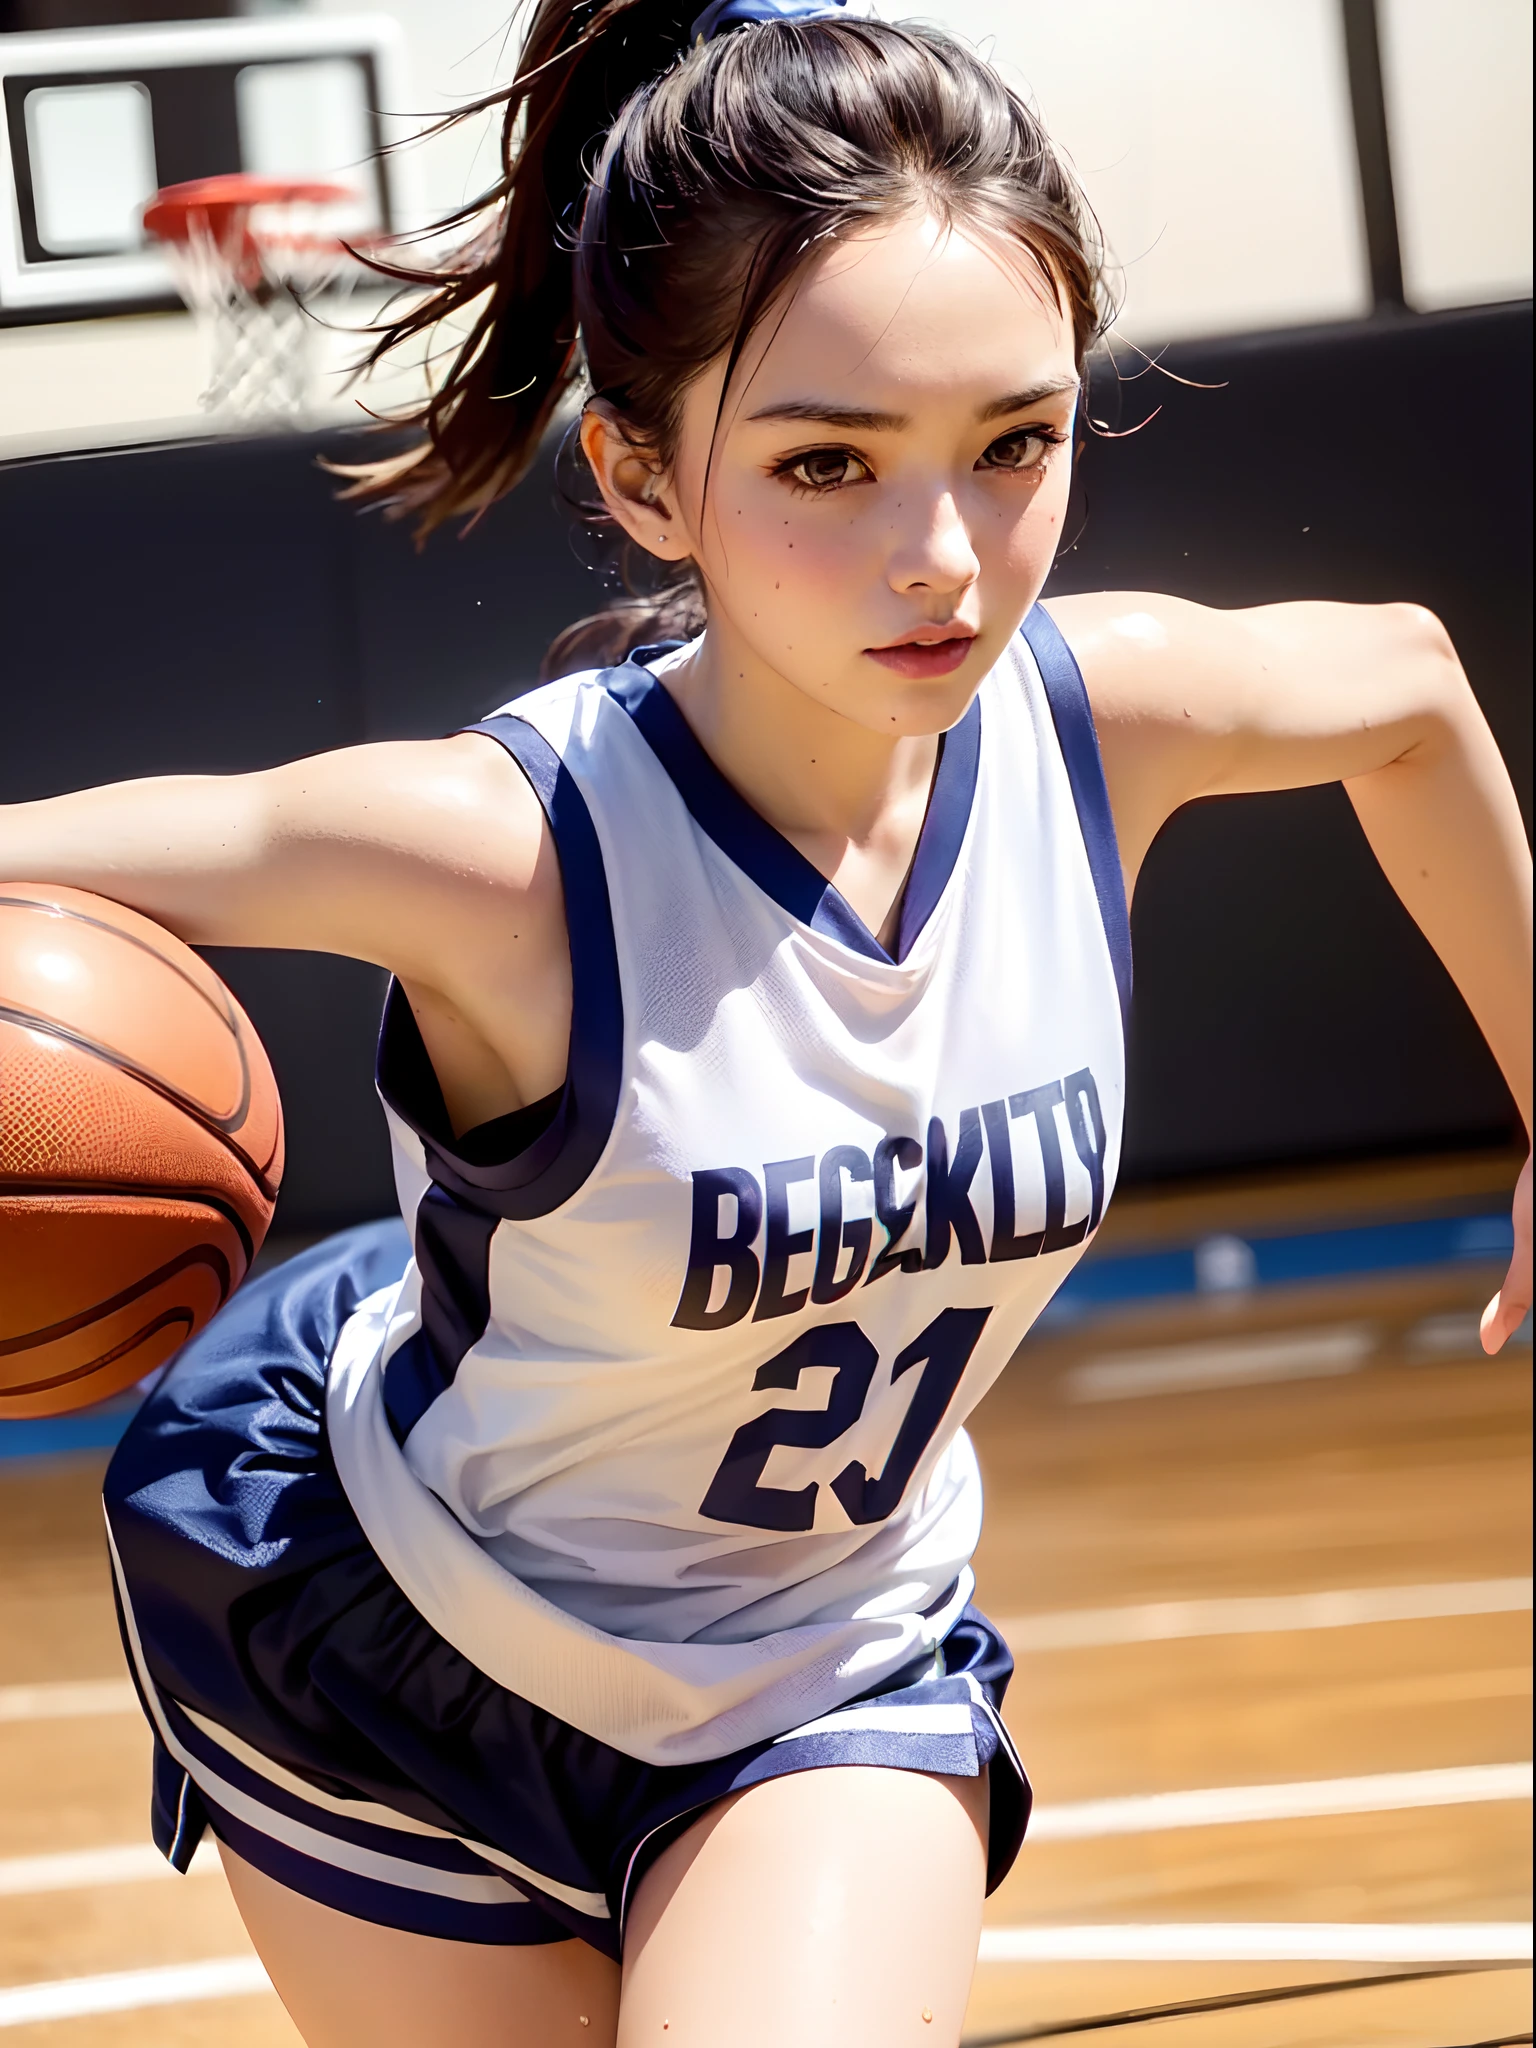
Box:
[1,1152,1530,2045]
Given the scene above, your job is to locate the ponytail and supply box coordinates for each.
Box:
[343,2,1108,673]
[341,1,691,533]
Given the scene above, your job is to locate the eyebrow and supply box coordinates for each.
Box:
[744,376,1080,433]
[977,376,1080,421]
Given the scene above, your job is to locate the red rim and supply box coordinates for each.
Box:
[142,176,354,245]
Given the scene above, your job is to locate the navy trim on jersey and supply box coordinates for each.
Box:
[377,715,625,1224]
[605,661,982,966]
[381,1185,499,1443]
[1023,604,1134,1025]
[896,696,980,959]
[375,997,563,1169]
[373,717,626,1438]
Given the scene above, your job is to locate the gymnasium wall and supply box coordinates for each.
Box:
[0,299,1528,1229]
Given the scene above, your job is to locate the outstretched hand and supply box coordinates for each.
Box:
[1481,1151,1532,1354]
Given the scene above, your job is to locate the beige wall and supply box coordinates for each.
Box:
[938,0,1371,343]
[3,1,1528,455]
[1379,0,1533,311]
[312,0,1531,342]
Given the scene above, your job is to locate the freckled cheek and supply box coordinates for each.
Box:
[712,497,864,606]
[1038,458,1073,532]
[994,474,1071,583]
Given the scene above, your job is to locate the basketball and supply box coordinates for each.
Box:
[0,884,283,1419]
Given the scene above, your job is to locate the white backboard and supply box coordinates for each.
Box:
[0,14,417,322]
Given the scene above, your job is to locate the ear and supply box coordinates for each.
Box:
[579,404,691,562]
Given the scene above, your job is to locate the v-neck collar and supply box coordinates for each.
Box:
[604,656,982,966]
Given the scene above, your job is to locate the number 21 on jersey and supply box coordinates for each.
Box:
[699,1307,991,1532]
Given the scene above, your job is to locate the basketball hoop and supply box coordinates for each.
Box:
[143,175,369,425]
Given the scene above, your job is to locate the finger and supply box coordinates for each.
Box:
[1481,1285,1532,1356]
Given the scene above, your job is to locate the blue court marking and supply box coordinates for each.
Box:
[1035,1209,1516,1329]
[0,1209,1518,1461]
[0,1393,144,1461]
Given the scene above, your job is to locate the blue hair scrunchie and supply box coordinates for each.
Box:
[690,0,865,43]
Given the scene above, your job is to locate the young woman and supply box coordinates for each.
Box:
[5,2,1529,2042]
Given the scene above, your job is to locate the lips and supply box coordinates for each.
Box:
[864,633,977,679]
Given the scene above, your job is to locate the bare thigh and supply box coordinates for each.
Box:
[619,1766,990,2048]
[218,1842,621,2048]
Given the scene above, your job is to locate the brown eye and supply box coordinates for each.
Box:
[784,449,871,492]
[978,429,1055,473]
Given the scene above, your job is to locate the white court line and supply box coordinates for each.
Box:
[0,1840,218,1897]
[1066,1325,1376,1402]
[977,1923,1535,1964]
[1028,1762,1533,1841]
[4,1765,1525,1902]
[0,1957,272,2029]
[0,1678,138,1722]
[1,1924,1528,2023]
[999,1576,1534,1652]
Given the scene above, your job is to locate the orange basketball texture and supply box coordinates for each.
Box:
[0,885,283,1417]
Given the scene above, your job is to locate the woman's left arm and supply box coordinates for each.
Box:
[1047,591,1532,1353]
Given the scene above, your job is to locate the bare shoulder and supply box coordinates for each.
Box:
[1040,590,1211,713]
[259,730,549,888]
[1039,591,1249,882]
[1042,590,1441,721]
[257,728,571,1131]
[252,724,567,1017]
[1039,591,1453,884]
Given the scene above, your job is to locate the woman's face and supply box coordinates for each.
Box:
[666,210,1080,739]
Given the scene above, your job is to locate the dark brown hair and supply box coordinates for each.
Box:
[345,0,1109,673]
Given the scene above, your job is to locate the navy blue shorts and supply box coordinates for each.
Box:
[103,1224,1030,1957]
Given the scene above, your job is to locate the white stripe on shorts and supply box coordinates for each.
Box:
[772,1701,975,1743]
[180,1704,615,1911]
[103,1509,611,1921]
[178,1705,461,1840]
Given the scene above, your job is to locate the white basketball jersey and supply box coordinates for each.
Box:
[326,605,1130,1764]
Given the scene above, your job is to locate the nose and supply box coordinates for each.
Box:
[887,487,980,601]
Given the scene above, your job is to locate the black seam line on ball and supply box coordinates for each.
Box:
[0,895,256,1133]
[0,1004,273,1197]
[0,1177,255,1269]
[0,1241,233,1358]
[2,1306,199,1397]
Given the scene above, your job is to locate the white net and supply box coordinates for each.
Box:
[146,180,368,426]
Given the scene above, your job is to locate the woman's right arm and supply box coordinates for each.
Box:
[0,736,572,1129]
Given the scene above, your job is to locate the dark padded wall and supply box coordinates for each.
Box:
[0,302,1527,1225]
[1047,303,1530,1177]
[1,427,596,1226]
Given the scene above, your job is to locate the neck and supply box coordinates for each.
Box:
[659,616,944,945]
